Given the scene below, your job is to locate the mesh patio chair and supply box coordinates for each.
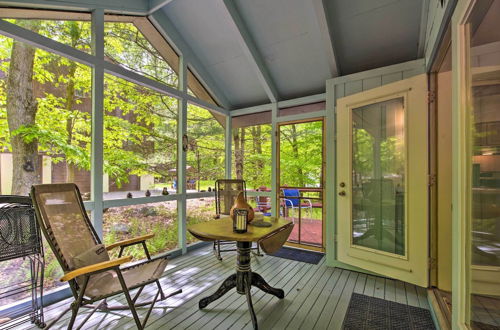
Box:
[30,183,182,329]
[281,188,312,220]
[214,179,261,260]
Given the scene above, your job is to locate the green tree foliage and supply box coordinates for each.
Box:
[187,104,225,188]
[232,125,272,190]
[0,19,199,189]
[279,121,323,187]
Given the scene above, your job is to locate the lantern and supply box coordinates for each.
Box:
[233,208,248,233]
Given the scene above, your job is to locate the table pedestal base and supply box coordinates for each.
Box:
[199,242,284,330]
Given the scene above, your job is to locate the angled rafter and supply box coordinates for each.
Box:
[148,0,175,14]
[312,0,340,77]
[149,10,232,110]
[417,0,430,58]
[222,0,279,103]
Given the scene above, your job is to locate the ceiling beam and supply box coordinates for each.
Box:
[148,0,175,14]
[222,0,279,103]
[417,0,430,58]
[0,0,149,15]
[231,92,326,117]
[149,10,232,110]
[312,0,340,77]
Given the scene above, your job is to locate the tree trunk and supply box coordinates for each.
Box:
[233,128,244,180]
[6,20,41,195]
[290,124,304,187]
[65,62,77,183]
[251,126,263,185]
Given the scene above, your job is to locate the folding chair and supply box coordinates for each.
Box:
[31,183,182,329]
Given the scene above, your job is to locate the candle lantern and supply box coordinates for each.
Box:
[233,208,248,233]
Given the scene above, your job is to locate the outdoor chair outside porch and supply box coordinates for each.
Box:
[281,188,313,220]
[30,183,181,329]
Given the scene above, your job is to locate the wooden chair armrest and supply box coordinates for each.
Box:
[106,233,155,251]
[60,256,132,282]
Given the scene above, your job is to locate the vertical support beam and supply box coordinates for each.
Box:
[91,8,104,238]
[178,55,188,254]
[225,115,232,179]
[271,103,278,216]
[325,79,336,265]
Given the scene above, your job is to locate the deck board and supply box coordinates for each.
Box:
[327,271,359,330]
[373,277,385,299]
[22,245,431,330]
[363,275,376,297]
[404,282,420,307]
[395,279,407,304]
[384,278,396,302]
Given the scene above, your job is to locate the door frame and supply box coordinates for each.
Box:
[451,0,474,327]
[276,117,326,251]
[451,0,500,327]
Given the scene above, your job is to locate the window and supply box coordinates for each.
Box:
[186,197,216,244]
[186,104,225,192]
[232,124,272,190]
[103,74,178,199]
[0,35,92,297]
[4,16,91,53]
[103,201,178,257]
[104,20,178,87]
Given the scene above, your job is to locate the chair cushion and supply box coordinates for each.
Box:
[72,244,110,270]
[83,257,168,298]
[283,189,300,207]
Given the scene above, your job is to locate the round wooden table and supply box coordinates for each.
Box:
[188,217,293,330]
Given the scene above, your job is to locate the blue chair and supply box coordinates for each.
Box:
[281,188,312,220]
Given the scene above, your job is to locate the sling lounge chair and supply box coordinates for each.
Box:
[31,183,181,329]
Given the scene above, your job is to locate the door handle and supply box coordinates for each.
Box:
[338,191,346,196]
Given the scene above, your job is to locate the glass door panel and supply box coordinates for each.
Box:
[466,1,500,327]
[278,120,324,248]
[352,97,406,256]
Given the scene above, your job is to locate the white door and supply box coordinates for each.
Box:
[336,74,429,287]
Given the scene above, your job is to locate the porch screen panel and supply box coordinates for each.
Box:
[351,97,405,256]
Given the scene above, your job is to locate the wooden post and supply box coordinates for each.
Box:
[91,8,104,238]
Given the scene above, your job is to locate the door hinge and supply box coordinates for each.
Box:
[428,257,437,270]
[428,174,436,187]
[428,91,436,104]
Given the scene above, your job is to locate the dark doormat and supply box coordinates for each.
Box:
[270,247,324,264]
[343,293,436,330]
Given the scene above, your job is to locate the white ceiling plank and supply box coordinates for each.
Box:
[149,10,232,109]
[312,0,339,77]
[148,0,175,14]
[222,0,279,103]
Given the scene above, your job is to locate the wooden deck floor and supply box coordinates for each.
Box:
[30,245,430,330]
